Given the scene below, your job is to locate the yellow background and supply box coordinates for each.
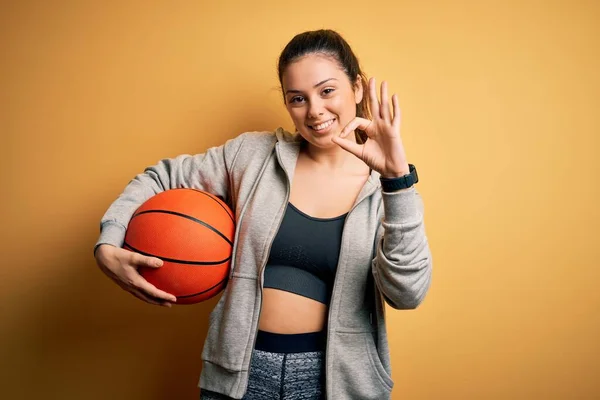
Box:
[1,1,598,399]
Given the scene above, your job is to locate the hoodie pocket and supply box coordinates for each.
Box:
[332,331,393,399]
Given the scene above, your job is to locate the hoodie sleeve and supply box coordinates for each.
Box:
[371,187,432,309]
[94,133,248,254]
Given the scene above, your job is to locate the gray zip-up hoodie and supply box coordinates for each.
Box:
[95,128,432,399]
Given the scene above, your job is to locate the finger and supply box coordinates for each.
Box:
[392,94,401,127]
[118,280,172,307]
[380,81,391,122]
[132,275,177,303]
[129,288,173,307]
[368,77,380,120]
[339,117,373,138]
[331,135,365,160]
[130,252,163,269]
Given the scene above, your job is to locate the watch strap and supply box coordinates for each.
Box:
[379,164,418,192]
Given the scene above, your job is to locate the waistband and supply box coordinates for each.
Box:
[254,330,327,353]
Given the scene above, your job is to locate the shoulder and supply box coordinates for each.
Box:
[226,127,298,157]
[234,130,276,148]
[234,127,298,147]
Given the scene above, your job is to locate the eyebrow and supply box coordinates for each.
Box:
[285,78,338,94]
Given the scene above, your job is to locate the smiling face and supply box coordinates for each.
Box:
[281,53,363,147]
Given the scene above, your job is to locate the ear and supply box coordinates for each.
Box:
[353,75,364,104]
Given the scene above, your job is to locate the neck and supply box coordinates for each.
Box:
[299,134,369,175]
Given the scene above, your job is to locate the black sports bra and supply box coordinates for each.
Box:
[263,203,347,304]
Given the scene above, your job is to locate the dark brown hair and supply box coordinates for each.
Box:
[277,29,370,144]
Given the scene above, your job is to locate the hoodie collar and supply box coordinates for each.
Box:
[274,127,382,193]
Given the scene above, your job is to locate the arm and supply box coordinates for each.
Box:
[92,133,248,306]
[95,133,247,253]
[371,187,432,309]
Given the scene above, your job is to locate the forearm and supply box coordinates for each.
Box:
[372,188,432,309]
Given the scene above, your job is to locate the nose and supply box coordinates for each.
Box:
[306,96,325,119]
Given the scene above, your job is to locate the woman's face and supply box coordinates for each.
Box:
[281,54,363,148]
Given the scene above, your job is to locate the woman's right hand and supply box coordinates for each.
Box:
[94,244,177,307]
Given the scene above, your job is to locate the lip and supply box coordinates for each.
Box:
[308,118,336,134]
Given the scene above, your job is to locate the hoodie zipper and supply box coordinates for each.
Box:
[324,178,379,396]
[249,141,291,357]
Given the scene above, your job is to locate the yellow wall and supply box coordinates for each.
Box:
[1,1,598,399]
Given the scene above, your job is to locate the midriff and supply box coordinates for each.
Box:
[258,288,327,333]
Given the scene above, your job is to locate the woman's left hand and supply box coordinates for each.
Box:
[331,77,410,178]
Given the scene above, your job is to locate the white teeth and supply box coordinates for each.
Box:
[312,119,334,130]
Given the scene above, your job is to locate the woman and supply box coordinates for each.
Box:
[94,29,432,399]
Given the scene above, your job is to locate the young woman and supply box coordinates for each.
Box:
[94,29,432,400]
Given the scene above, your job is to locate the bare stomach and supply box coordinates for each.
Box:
[258,288,328,333]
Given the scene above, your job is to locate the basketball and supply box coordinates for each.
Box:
[123,188,235,304]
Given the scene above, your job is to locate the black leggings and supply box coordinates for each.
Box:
[200,330,326,400]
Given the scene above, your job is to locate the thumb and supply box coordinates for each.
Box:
[331,135,364,160]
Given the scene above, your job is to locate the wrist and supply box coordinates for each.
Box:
[379,164,418,192]
[381,163,410,179]
[94,243,116,258]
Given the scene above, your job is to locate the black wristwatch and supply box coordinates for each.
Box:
[379,164,419,192]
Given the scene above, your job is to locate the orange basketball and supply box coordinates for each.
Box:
[123,188,235,304]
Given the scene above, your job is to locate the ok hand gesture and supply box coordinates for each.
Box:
[332,78,410,178]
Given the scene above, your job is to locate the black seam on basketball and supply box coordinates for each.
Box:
[176,276,228,298]
[131,209,233,246]
[192,190,235,224]
[123,242,231,265]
